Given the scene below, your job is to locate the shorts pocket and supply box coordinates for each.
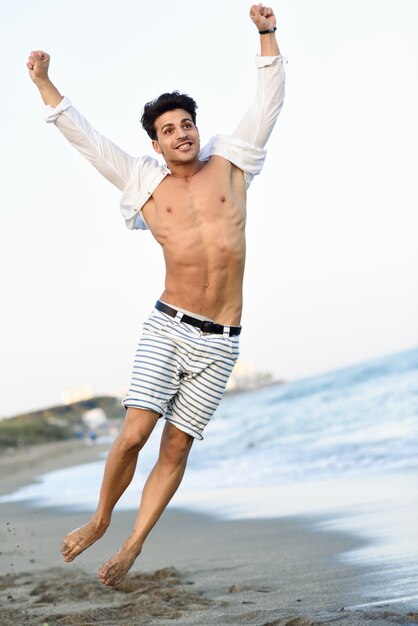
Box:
[142,309,172,334]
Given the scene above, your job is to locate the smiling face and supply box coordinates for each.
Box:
[152,108,200,166]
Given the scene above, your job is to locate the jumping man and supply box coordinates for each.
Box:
[27,3,286,586]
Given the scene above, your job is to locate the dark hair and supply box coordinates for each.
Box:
[141,91,198,140]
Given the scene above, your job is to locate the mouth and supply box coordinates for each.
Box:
[175,141,193,151]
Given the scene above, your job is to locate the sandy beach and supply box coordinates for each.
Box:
[1,442,417,626]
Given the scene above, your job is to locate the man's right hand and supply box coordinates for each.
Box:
[27,50,63,107]
[27,50,50,85]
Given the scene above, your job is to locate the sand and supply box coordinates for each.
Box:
[0,442,417,626]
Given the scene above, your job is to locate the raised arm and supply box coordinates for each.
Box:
[231,4,285,149]
[27,50,136,191]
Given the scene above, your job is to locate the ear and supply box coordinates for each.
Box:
[152,139,162,155]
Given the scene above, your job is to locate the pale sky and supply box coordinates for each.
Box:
[1,0,417,418]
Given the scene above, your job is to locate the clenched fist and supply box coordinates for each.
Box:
[27,50,50,84]
[26,50,63,107]
[249,4,276,31]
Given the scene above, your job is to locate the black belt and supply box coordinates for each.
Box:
[155,301,241,336]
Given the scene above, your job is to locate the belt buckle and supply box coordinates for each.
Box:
[201,320,213,333]
[201,321,224,334]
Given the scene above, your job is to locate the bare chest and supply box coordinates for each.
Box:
[142,160,246,241]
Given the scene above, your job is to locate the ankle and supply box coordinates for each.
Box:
[91,513,111,532]
[123,535,143,557]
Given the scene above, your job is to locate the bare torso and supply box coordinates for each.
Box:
[142,156,246,326]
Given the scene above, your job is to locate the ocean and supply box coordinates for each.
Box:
[2,346,417,516]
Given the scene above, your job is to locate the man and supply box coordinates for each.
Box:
[27,3,285,586]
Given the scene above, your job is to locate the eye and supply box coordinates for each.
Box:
[183,123,192,129]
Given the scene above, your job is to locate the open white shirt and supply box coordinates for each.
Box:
[44,55,286,231]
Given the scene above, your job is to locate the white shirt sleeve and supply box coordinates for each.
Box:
[200,55,286,187]
[44,96,137,191]
[232,54,286,149]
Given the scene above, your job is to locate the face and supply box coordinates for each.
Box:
[152,108,200,165]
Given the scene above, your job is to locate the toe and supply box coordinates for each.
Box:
[99,571,111,586]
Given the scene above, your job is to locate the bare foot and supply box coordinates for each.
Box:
[98,543,140,586]
[61,518,108,562]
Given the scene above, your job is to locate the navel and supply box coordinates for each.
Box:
[166,206,172,213]
[220,196,226,203]
[205,282,209,288]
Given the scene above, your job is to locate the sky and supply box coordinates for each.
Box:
[1,0,418,418]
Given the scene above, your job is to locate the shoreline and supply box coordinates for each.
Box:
[1,441,417,625]
[0,439,111,497]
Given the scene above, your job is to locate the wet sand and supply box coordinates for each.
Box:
[0,442,417,625]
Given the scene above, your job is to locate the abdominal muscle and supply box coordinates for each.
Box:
[160,221,246,326]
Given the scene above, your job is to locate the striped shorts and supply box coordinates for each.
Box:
[122,306,240,440]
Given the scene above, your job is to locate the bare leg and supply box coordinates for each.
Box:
[61,407,160,562]
[98,421,193,586]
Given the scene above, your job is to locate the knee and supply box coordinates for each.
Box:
[117,430,146,455]
[117,408,159,454]
[160,425,193,466]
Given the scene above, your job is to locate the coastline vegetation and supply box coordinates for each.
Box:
[0,396,123,449]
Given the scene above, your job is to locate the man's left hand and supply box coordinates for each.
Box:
[249,3,276,31]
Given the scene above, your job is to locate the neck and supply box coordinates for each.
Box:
[166,159,204,179]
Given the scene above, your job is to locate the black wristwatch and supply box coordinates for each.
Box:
[259,27,277,34]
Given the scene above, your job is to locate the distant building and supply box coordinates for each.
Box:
[226,359,273,392]
[110,388,129,402]
[82,408,108,430]
[62,385,95,405]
